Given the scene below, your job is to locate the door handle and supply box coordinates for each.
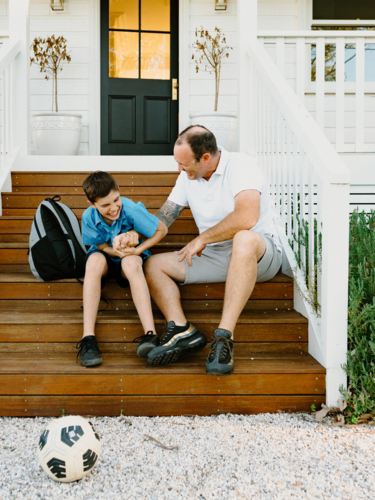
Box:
[172,78,178,100]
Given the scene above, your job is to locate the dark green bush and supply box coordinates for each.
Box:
[341,210,375,417]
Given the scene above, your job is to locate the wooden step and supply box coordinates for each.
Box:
[0,352,324,416]
[11,172,179,187]
[0,272,293,301]
[1,208,194,217]
[2,193,169,209]
[0,216,197,236]
[0,308,307,350]
[0,395,326,417]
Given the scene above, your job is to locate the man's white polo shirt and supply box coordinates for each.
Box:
[168,146,282,252]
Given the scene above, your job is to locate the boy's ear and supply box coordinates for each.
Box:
[87,200,96,209]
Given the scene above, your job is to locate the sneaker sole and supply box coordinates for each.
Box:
[137,342,158,359]
[147,333,207,367]
[206,366,234,376]
[80,356,103,367]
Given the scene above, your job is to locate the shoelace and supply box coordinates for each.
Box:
[161,324,185,344]
[76,337,101,362]
[133,331,155,343]
[209,337,234,360]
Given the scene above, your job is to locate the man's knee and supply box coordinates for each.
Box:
[86,252,107,275]
[232,230,265,260]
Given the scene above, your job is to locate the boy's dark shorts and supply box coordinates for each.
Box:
[85,249,133,289]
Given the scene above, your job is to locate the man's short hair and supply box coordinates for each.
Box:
[82,171,119,203]
[176,125,219,162]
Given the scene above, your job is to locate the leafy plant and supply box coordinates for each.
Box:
[289,214,322,316]
[340,210,375,418]
[30,36,71,113]
[191,27,232,112]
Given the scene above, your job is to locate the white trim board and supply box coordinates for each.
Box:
[15,155,178,172]
[89,0,190,155]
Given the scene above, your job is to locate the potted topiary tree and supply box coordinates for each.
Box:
[190,27,237,151]
[30,36,82,155]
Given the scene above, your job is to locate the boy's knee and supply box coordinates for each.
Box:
[121,255,143,275]
[85,252,107,274]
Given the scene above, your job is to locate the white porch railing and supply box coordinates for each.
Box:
[0,39,22,201]
[258,31,375,153]
[246,40,351,406]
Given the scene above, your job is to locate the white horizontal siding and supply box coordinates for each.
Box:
[258,0,298,31]
[189,0,238,114]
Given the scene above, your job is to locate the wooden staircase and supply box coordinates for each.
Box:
[0,172,325,416]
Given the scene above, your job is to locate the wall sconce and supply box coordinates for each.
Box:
[215,0,227,10]
[51,0,64,11]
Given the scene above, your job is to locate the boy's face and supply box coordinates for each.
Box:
[89,190,122,223]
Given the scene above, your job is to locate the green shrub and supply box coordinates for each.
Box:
[340,210,375,417]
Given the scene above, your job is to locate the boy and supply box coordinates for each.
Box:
[76,171,168,367]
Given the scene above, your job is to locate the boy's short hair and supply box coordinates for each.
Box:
[82,171,119,203]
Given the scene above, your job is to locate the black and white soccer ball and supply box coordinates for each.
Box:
[37,415,101,482]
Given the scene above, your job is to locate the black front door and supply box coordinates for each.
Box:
[100,0,179,155]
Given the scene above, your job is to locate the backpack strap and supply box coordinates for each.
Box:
[42,198,84,285]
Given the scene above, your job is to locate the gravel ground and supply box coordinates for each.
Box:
[0,413,374,500]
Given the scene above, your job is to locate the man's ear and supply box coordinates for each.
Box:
[202,153,210,163]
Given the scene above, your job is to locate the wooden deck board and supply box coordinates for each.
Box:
[0,395,326,416]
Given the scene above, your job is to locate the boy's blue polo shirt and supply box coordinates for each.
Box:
[81,197,159,262]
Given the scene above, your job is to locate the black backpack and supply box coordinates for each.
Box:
[29,196,87,282]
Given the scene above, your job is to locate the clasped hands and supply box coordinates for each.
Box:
[112,231,140,258]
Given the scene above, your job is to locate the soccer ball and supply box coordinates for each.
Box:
[37,415,102,482]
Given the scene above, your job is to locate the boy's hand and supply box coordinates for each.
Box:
[119,246,141,257]
[123,230,139,248]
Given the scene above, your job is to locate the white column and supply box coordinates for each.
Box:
[237,0,257,156]
[9,0,30,155]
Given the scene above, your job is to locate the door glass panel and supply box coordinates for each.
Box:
[141,0,170,32]
[109,0,139,30]
[109,31,139,79]
[141,33,170,79]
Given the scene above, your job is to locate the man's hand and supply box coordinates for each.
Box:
[177,237,207,267]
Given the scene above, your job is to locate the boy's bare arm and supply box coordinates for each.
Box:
[119,220,168,257]
[97,242,126,259]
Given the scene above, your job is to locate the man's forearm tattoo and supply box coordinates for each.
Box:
[156,200,185,228]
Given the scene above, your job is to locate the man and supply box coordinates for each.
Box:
[118,125,282,375]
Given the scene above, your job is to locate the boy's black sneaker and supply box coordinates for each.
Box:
[206,329,234,376]
[147,321,207,366]
[133,331,159,358]
[76,335,103,367]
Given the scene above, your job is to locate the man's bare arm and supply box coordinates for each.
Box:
[155,199,186,228]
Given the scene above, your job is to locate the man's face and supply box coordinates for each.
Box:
[89,190,122,223]
[174,143,206,180]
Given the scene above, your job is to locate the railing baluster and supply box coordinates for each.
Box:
[355,37,365,152]
[276,37,285,77]
[296,37,305,104]
[292,133,299,249]
[280,118,286,228]
[299,145,306,274]
[285,125,292,240]
[275,108,281,217]
[1,69,5,167]
[270,98,276,209]
[307,160,315,287]
[316,37,325,131]
[5,65,10,156]
[335,37,345,153]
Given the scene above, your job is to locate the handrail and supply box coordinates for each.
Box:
[0,39,21,74]
[258,30,375,38]
[245,38,351,406]
[246,41,350,184]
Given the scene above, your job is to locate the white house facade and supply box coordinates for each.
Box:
[0,0,374,409]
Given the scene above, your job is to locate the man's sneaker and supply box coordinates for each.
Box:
[133,331,159,358]
[76,335,103,367]
[147,321,207,366]
[206,329,234,376]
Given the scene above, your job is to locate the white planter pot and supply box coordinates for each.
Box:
[190,112,238,152]
[31,113,82,155]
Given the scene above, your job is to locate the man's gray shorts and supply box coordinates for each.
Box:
[181,233,282,285]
